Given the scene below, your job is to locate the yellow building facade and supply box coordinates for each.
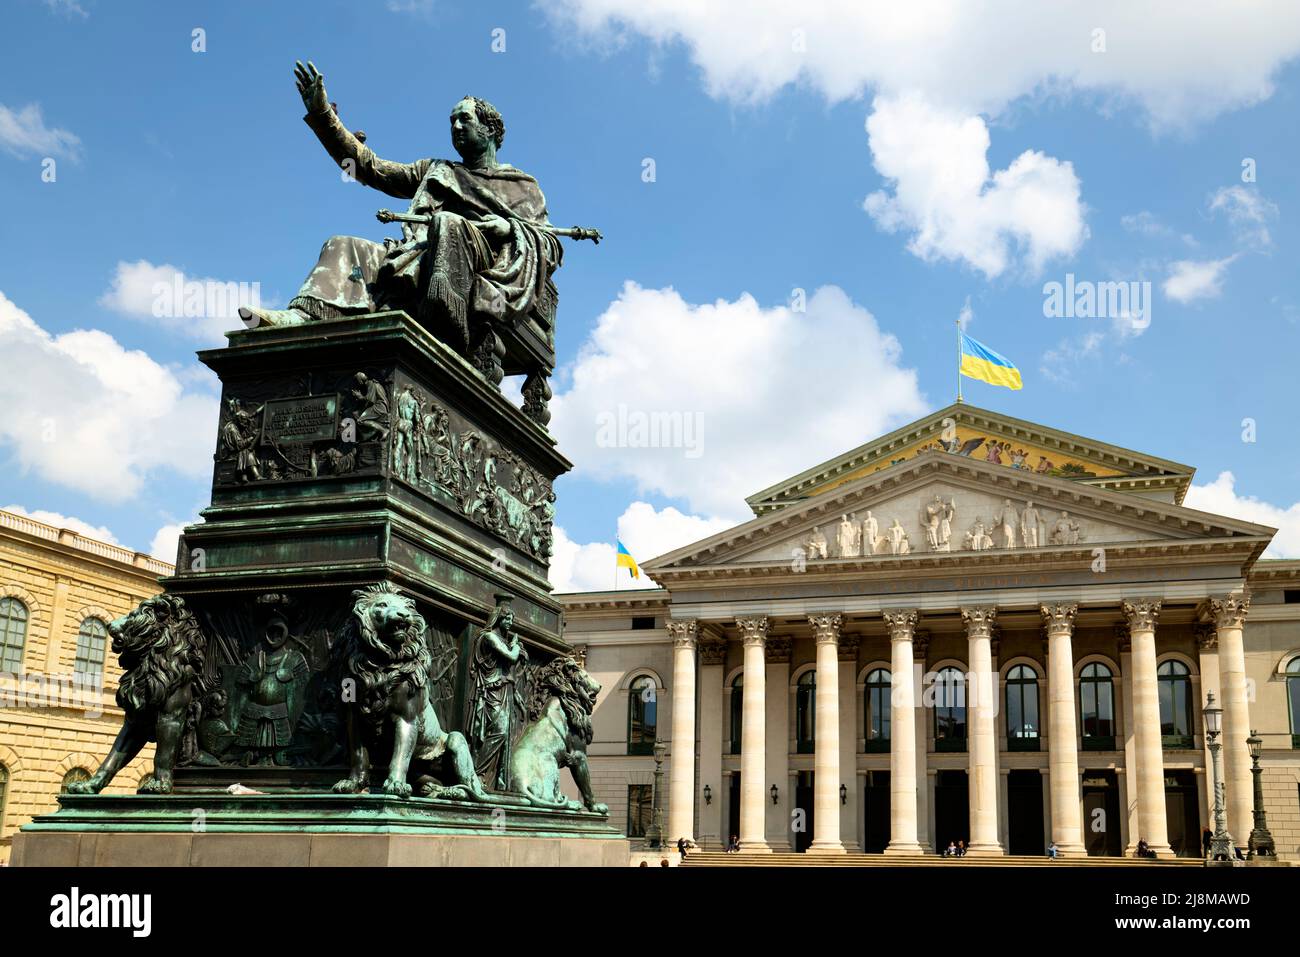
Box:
[0,508,172,863]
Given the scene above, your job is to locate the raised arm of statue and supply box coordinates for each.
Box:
[294,60,428,200]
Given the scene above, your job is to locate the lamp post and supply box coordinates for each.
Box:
[1246,731,1276,859]
[1203,693,1233,864]
[648,740,667,849]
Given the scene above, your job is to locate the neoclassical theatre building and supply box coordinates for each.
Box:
[560,404,1300,858]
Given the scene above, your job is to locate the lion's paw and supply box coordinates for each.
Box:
[137,775,173,795]
[66,777,103,795]
[587,802,609,815]
[331,777,364,794]
[382,777,412,798]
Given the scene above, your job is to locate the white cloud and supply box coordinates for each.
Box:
[544,1,1300,127]
[1184,472,1295,558]
[0,290,219,502]
[863,94,1087,278]
[0,103,81,160]
[1163,255,1237,304]
[1039,330,1105,386]
[0,504,119,544]
[148,522,186,563]
[1208,185,1278,249]
[546,3,1300,277]
[1121,211,1196,247]
[99,260,259,346]
[549,283,927,519]
[548,501,735,592]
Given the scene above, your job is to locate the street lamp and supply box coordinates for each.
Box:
[1202,693,1233,864]
[1246,730,1276,859]
[648,740,667,848]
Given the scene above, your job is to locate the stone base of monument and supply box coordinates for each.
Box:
[14,793,630,867]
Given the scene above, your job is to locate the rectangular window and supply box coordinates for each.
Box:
[1285,590,1300,604]
[631,616,656,630]
[627,784,653,838]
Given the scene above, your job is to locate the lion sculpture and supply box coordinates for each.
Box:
[332,583,485,799]
[510,655,608,813]
[68,594,209,795]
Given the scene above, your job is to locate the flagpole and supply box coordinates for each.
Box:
[956,318,964,404]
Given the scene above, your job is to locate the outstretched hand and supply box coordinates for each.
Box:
[294,60,329,114]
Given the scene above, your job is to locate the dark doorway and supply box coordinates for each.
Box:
[1082,770,1122,856]
[1007,769,1045,855]
[794,771,814,852]
[863,770,890,853]
[727,773,740,848]
[933,769,969,851]
[1164,770,1200,857]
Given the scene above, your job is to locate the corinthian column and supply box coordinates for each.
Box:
[665,619,697,846]
[808,613,846,853]
[884,609,923,854]
[1123,598,1171,857]
[1209,592,1252,846]
[736,616,771,853]
[963,606,1003,855]
[1042,602,1085,855]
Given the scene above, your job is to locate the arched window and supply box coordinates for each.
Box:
[0,598,29,673]
[730,674,744,754]
[75,617,108,680]
[1158,660,1194,749]
[61,768,90,792]
[1080,662,1116,750]
[865,668,891,753]
[627,676,658,755]
[934,666,967,752]
[1287,658,1300,749]
[1005,665,1040,751]
[795,671,816,753]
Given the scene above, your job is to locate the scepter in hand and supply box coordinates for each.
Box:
[376,208,602,244]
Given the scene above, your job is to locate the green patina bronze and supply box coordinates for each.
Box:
[19,62,626,865]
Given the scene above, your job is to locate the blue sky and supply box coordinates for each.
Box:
[3,1,1300,587]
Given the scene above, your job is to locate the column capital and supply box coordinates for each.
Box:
[698,636,728,665]
[961,605,998,640]
[736,615,769,647]
[912,629,931,662]
[1207,591,1251,630]
[765,635,792,663]
[1121,598,1162,632]
[1040,602,1078,638]
[1194,622,1218,651]
[837,633,861,662]
[808,613,843,645]
[883,608,919,641]
[570,643,588,670]
[666,618,698,650]
[1114,620,1131,652]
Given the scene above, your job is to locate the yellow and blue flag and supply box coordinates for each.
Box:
[960,332,1023,391]
[616,540,640,579]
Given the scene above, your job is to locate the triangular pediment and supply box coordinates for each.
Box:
[745,403,1196,516]
[647,451,1271,576]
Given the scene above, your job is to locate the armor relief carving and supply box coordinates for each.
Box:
[765,636,792,663]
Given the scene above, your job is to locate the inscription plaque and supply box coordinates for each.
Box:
[260,394,340,445]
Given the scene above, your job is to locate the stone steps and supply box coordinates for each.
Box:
[680,851,1205,867]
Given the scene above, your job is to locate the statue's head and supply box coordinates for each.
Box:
[451,96,505,161]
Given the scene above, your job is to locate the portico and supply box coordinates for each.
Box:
[561,405,1282,859]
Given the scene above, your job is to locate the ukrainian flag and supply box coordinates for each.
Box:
[960,332,1023,391]
[616,540,640,579]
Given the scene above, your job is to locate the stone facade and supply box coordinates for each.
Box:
[0,509,172,863]
[557,406,1300,861]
